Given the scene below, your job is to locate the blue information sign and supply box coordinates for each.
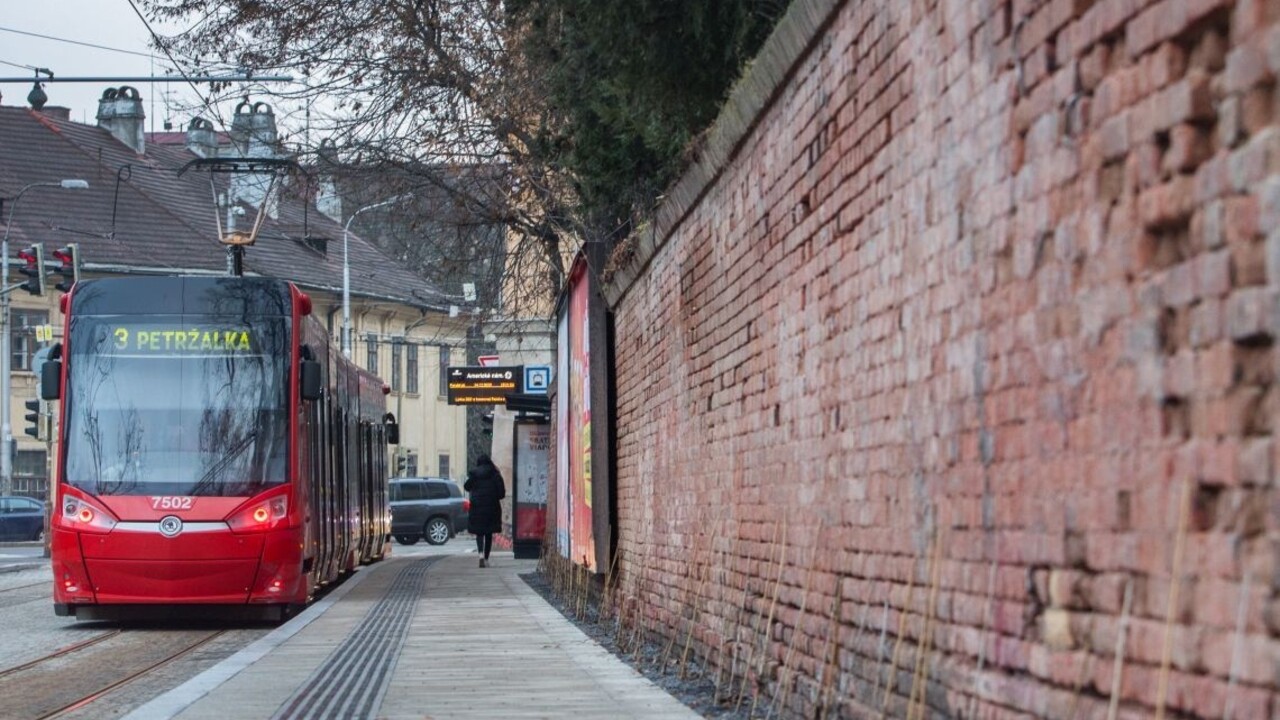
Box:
[523,365,552,394]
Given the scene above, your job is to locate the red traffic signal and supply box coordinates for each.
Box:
[51,244,80,293]
[16,245,45,296]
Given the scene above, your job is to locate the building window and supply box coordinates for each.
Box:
[406,450,418,477]
[391,340,402,391]
[11,310,48,372]
[406,344,419,394]
[438,453,450,479]
[13,449,47,498]
[438,345,450,396]
[366,334,378,375]
[14,449,45,478]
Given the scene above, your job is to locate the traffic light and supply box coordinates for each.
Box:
[50,244,80,293]
[22,399,41,440]
[16,245,45,296]
[395,454,408,477]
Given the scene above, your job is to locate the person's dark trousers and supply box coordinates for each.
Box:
[475,532,493,559]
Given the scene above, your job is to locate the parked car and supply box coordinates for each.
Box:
[389,477,470,546]
[0,496,45,542]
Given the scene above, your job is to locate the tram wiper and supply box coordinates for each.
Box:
[191,431,257,494]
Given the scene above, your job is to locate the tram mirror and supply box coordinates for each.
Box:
[300,359,322,400]
[40,359,61,400]
[384,413,399,445]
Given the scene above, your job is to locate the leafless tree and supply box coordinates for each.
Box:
[141,0,582,322]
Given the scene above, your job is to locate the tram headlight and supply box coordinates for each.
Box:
[228,493,290,533]
[60,496,117,533]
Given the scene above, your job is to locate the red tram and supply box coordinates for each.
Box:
[44,277,394,620]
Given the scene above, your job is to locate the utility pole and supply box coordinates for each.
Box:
[0,180,89,495]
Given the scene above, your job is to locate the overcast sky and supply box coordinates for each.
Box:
[0,1,308,136]
[1,1,179,124]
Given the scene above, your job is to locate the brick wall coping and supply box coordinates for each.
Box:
[600,0,844,308]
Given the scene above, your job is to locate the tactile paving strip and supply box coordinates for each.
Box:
[271,557,438,720]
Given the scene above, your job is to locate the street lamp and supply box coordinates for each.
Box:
[342,194,410,358]
[0,179,89,495]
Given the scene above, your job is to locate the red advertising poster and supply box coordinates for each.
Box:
[514,423,549,541]
[567,263,595,569]
[556,311,570,555]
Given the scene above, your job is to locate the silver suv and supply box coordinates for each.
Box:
[389,477,469,545]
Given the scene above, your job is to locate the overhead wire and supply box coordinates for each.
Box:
[123,0,231,132]
[2,18,237,128]
[0,59,38,71]
[0,25,163,60]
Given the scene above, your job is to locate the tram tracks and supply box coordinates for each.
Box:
[0,628,229,719]
[0,581,47,594]
[0,581,52,610]
[0,630,123,681]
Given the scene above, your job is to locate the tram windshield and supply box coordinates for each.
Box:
[62,316,291,497]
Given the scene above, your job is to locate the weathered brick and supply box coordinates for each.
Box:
[1225,41,1275,93]
[1164,123,1212,172]
[1217,94,1243,147]
[1222,194,1260,243]
[1240,85,1276,134]
[1168,70,1217,124]
[1190,297,1225,346]
[1196,200,1226,249]
[1266,226,1280,282]
[1139,175,1197,229]
[599,3,1280,717]
[1226,288,1275,341]
[1230,237,1268,286]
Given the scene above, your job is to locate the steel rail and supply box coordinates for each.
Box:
[37,630,227,720]
[0,630,123,680]
[0,580,47,594]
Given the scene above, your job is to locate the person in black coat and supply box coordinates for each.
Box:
[464,454,505,567]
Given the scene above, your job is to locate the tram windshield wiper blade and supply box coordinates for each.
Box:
[192,431,258,492]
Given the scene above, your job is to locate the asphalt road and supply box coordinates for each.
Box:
[0,542,46,571]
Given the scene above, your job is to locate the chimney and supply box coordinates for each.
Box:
[37,106,71,121]
[315,138,342,222]
[229,100,279,213]
[185,117,219,157]
[96,86,145,153]
[230,100,278,158]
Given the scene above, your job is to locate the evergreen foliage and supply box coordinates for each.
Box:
[511,0,791,237]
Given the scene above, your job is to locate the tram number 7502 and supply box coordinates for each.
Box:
[150,496,195,510]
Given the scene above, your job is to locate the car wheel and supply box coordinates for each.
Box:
[394,534,420,546]
[30,527,43,542]
[424,517,451,545]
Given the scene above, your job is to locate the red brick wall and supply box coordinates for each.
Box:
[605,0,1280,716]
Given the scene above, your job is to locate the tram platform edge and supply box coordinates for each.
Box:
[123,552,699,720]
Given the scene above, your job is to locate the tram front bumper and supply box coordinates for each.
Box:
[55,525,302,605]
